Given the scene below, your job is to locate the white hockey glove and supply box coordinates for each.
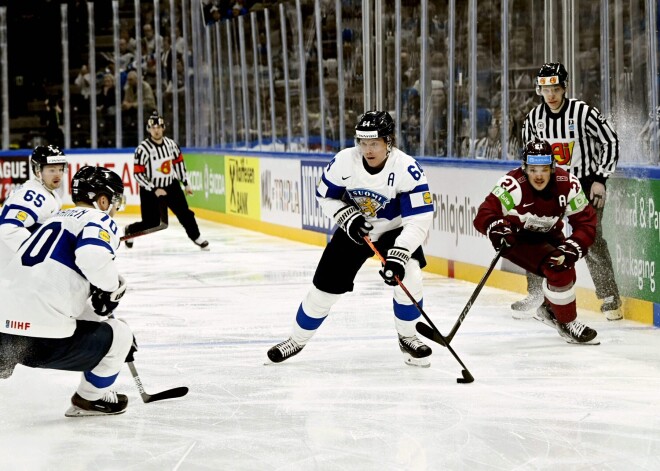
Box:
[91,275,127,316]
[334,205,373,245]
[379,246,411,286]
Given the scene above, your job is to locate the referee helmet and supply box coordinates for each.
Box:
[536,62,569,95]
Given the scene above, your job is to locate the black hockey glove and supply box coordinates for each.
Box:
[379,246,411,286]
[545,239,582,272]
[91,275,127,316]
[334,205,373,245]
[487,219,516,251]
[125,335,138,363]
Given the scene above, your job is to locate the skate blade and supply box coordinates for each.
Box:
[512,311,535,320]
[564,338,600,346]
[64,405,126,417]
[532,314,557,329]
[402,353,431,368]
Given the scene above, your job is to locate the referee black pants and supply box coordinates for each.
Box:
[127,180,201,241]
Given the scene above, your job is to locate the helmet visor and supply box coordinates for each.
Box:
[526,154,553,165]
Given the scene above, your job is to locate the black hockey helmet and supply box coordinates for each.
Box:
[72,165,125,210]
[521,138,555,172]
[355,111,395,141]
[30,145,67,175]
[147,111,165,129]
[536,62,569,95]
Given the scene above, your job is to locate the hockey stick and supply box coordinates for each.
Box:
[120,196,169,241]
[363,236,474,384]
[127,361,189,403]
[420,248,502,346]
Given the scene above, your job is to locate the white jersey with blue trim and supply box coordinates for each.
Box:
[0,206,121,339]
[316,146,434,252]
[0,179,62,270]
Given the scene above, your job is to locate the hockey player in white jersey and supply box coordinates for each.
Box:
[0,166,135,417]
[0,145,67,270]
[268,111,435,367]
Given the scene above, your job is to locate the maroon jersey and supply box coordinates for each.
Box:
[474,167,596,252]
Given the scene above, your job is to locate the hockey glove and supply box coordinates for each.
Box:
[487,219,516,251]
[91,275,127,316]
[334,205,373,245]
[379,246,411,286]
[125,335,138,363]
[545,239,582,271]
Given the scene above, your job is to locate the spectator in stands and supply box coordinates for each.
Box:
[43,94,65,148]
[142,23,163,55]
[74,65,92,101]
[120,26,137,54]
[474,118,502,159]
[97,74,117,147]
[122,70,157,146]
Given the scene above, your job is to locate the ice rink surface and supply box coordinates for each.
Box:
[1,215,660,471]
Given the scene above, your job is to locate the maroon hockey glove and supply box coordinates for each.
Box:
[487,219,516,251]
[545,239,582,271]
[334,205,373,245]
[379,246,411,286]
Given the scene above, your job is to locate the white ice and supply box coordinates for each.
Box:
[1,215,659,471]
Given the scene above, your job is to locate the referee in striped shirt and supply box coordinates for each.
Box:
[513,62,622,320]
[124,112,209,250]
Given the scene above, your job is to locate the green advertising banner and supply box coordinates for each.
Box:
[183,153,226,213]
[604,177,660,303]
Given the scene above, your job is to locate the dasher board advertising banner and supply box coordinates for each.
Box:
[0,157,30,205]
[225,156,260,219]
[424,165,504,267]
[260,158,302,228]
[59,153,139,206]
[185,153,226,213]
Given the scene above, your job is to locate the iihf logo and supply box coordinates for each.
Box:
[5,319,31,330]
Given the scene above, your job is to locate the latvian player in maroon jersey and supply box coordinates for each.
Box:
[473,138,599,344]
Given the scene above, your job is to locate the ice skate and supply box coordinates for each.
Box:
[533,303,559,329]
[557,319,598,344]
[194,238,210,251]
[535,303,598,344]
[0,362,15,379]
[601,296,623,321]
[398,334,432,368]
[511,292,543,315]
[124,226,133,249]
[65,391,128,417]
[267,338,304,363]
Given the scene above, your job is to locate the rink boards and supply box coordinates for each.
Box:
[1,149,659,326]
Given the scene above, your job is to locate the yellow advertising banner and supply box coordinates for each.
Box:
[225,155,261,219]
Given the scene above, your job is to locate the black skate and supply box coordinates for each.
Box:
[398,335,432,368]
[65,391,128,417]
[557,320,598,344]
[194,238,210,251]
[601,296,623,321]
[267,338,304,363]
[533,303,559,329]
[124,226,134,249]
[534,303,599,345]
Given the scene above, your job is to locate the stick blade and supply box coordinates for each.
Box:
[143,386,189,403]
[456,370,474,384]
[416,321,448,347]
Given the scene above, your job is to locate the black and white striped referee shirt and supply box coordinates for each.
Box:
[133,136,189,191]
[522,98,619,183]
